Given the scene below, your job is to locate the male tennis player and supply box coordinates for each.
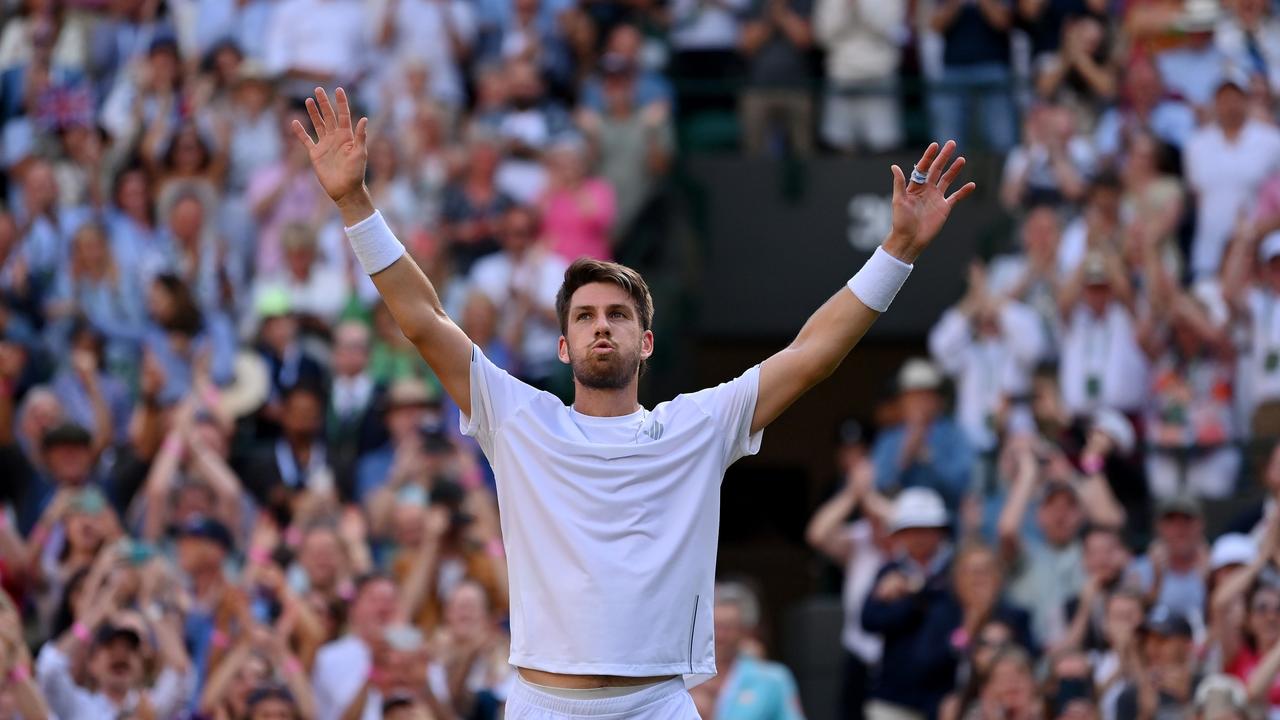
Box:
[293,87,975,720]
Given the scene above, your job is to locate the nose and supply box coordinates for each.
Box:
[593,313,611,336]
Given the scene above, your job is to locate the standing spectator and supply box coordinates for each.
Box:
[426,581,514,719]
[311,574,398,720]
[1223,232,1280,441]
[813,0,905,153]
[246,110,331,278]
[1184,71,1280,280]
[354,377,439,503]
[737,0,815,156]
[1092,56,1197,162]
[999,102,1095,211]
[243,382,336,524]
[668,0,749,115]
[1214,0,1280,97]
[577,54,675,251]
[440,133,515,275]
[1110,606,1201,719]
[689,581,805,720]
[1033,15,1117,127]
[1056,251,1149,421]
[870,358,974,508]
[539,138,616,262]
[928,0,1017,152]
[328,322,387,501]
[579,25,675,116]
[806,452,891,720]
[862,487,953,720]
[988,203,1065,353]
[370,0,477,110]
[494,60,573,205]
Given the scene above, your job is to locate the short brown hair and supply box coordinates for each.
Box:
[555,258,655,336]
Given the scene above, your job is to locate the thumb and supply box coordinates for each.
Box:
[891,164,906,200]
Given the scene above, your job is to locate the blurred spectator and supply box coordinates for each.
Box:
[539,137,616,262]
[1128,496,1209,625]
[1110,605,1200,719]
[1092,56,1197,162]
[737,0,814,157]
[426,580,514,718]
[327,322,387,499]
[988,203,1065,351]
[579,25,674,116]
[1184,71,1280,280]
[262,0,367,96]
[1215,0,1280,97]
[354,377,439,502]
[870,358,974,508]
[249,222,350,331]
[805,445,890,720]
[311,574,399,720]
[99,35,183,147]
[862,487,952,719]
[1000,102,1095,210]
[668,0,748,114]
[813,0,905,154]
[0,0,89,72]
[494,59,573,204]
[241,381,336,524]
[467,205,568,387]
[689,581,805,719]
[928,0,1017,153]
[1033,14,1117,127]
[928,264,1045,454]
[370,0,478,110]
[440,132,515,275]
[246,108,331,278]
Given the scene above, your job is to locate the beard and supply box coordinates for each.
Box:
[569,342,641,390]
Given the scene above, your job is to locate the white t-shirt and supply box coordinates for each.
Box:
[1244,287,1280,413]
[1059,303,1150,417]
[263,0,368,79]
[840,521,884,664]
[460,346,763,684]
[1184,120,1280,279]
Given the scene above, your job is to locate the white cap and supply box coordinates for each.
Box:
[890,487,949,533]
[1209,533,1256,572]
[1093,408,1136,455]
[897,358,943,393]
[1260,231,1280,263]
[1191,280,1230,329]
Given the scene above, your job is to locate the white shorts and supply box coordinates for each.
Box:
[506,678,701,719]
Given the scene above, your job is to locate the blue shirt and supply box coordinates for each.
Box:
[714,656,805,720]
[870,418,974,508]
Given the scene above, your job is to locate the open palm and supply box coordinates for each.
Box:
[888,141,976,260]
[290,87,369,203]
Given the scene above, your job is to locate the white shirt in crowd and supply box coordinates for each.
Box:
[928,303,1045,452]
[1184,119,1280,279]
[313,635,380,720]
[367,0,477,107]
[461,346,762,683]
[812,0,905,83]
[468,249,569,381]
[1059,303,1150,417]
[840,520,884,665]
[1244,287,1280,415]
[669,0,751,51]
[35,644,195,720]
[264,0,369,80]
[250,266,351,327]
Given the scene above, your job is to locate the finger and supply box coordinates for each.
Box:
[913,142,939,177]
[946,181,978,207]
[316,87,338,129]
[304,98,326,138]
[355,116,368,146]
[890,164,905,200]
[289,120,316,150]
[928,140,956,185]
[939,155,966,194]
[335,87,352,130]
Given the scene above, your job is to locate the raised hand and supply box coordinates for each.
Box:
[291,87,370,210]
[885,141,976,263]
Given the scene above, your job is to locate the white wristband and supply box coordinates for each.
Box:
[344,210,406,275]
[847,246,913,312]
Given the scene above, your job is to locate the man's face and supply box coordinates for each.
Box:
[1038,491,1083,546]
[169,197,204,242]
[558,282,652,391]
[1083,531,1124,580]
[1215,85,1248,129]
[500,209,538,254]
[1158,513,1202,557]
[895,527,943,563]
[445,583,489,636]
[176,537,224,576]
[1083,282,1111,315]
[281,391,323,440]
[89,638,144,693]
[45,444,93,484]
[332,326,370,377]
[1144,633,1191,666]
[352,580,397,635]
[23,162,57,212]
[1023,207,1060,255]
[300,530,343,588]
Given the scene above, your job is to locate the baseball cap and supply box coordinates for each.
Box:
[93,623,142,649]
[1156,494,1203,520]
[1215,64,1252,93]
[1141,605,1193,638]
[1195,674,1248,712]
[897,358,942,393]
[1039,480,1080,505]
[1209,533,1257,572]
[175,515,234,551]
[889,487,949,533]
[42,423,92,451]
[246,684,297,711]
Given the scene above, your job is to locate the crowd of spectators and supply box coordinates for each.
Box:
[14,0,1280,719]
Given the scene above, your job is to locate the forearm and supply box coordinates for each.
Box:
[776,13,812,48]
[397,540,440,620]
[1248,639,1280,700]
[9,674,50,720]
[1077,473,1126,527]
[805,490,857,556]
[1213,559,1266,614]
[977,0,1012,29]
[931,0,962,31]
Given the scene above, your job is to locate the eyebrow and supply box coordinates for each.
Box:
[571,304,632,314]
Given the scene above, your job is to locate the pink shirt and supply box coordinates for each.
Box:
[246,163,328,275]
[540,178,616,262]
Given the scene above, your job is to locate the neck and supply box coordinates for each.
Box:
[288,436,312,459]
[102,684,130,704]
[192,569,221,596]
[1168,551,1197,572]
[572,383,641,417]
[1223,120,1246,139]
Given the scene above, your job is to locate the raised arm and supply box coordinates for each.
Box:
[752,142,975,434]
[292,87,474,416]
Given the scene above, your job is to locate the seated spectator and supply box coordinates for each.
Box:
[1059,524,1133,654]
[369,0,477,110]
[579,25,674,117]
[311,574,398,720]
[959,646,1042,720]
[1223,232,1280,441]
[1215,0,1280,96]
[494,59,574,204]
[20,422,104,538]
[928,0,1017,153]
[1000,102,1095,211]
[689,581,804,720]
[246,109,331,277]
[468,205,569,387]
[11,158,70,286]
[1055,172,1123,278]
[870,359,974,508]
[355,377,440,503]
[1184,71,1280,281]
[99,35,184,147]
[242,382,336,525]
[813,0,905,153]
[1110,605,1201,718]
[862,487,954,718]
[1224,582,1280,711]
[1118,130,1184,279]
[988,204,1065,352]
[1086,588,1146,713]
[427,580,514,719]
[937,617,1023,720]
[46,224,147,356]
[253,292,327,409]
[440,132,515,275]
[328,322,388,500]
[1033,14,1117,127]
[492,0,573,94]
[737,0,815,157]
[250,222,350,332]
[1128,496,1209,626]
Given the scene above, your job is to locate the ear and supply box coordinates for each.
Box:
[557,335,570,365]
[640,330,654,360]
